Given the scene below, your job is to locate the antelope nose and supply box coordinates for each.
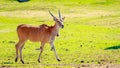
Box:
[62,25,64,28]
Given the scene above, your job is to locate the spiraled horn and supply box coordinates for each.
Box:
[49,10,55,18]
[58,10,62,21]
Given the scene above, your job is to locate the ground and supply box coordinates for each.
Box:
[0,0,120,68]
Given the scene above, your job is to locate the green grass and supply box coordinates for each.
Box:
[0,0,120,68]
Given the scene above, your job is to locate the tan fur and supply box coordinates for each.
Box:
[17,23,58,43]
[15,11,65,64]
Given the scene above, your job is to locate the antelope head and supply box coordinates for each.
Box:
[49,10,65,28]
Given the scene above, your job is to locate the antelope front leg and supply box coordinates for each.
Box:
[50,43,61,61]
[38,43,45,63]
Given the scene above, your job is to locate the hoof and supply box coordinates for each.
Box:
[51,47,54,51]
[57,58,61,62]
[38,59,40,63]
[51,46,54,51]
[15,58,18,62]
[21,60,24,64]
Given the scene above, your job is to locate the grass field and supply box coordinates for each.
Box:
[0,0,120,68]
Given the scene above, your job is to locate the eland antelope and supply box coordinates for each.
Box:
[15,10,65,64]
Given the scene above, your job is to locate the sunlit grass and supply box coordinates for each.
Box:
[0,0,120,68]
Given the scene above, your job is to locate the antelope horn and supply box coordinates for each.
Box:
[58,10,62,21]
[49,10,55,18]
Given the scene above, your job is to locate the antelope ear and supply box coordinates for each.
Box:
[62,16,65,20]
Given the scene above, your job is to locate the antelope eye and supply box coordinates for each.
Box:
[57,21,59,22]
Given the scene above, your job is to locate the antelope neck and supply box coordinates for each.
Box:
[51,23,59,36]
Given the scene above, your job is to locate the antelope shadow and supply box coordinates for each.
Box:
[8,0,29,2]
[104,44,120,50]
[17,0,30,2]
